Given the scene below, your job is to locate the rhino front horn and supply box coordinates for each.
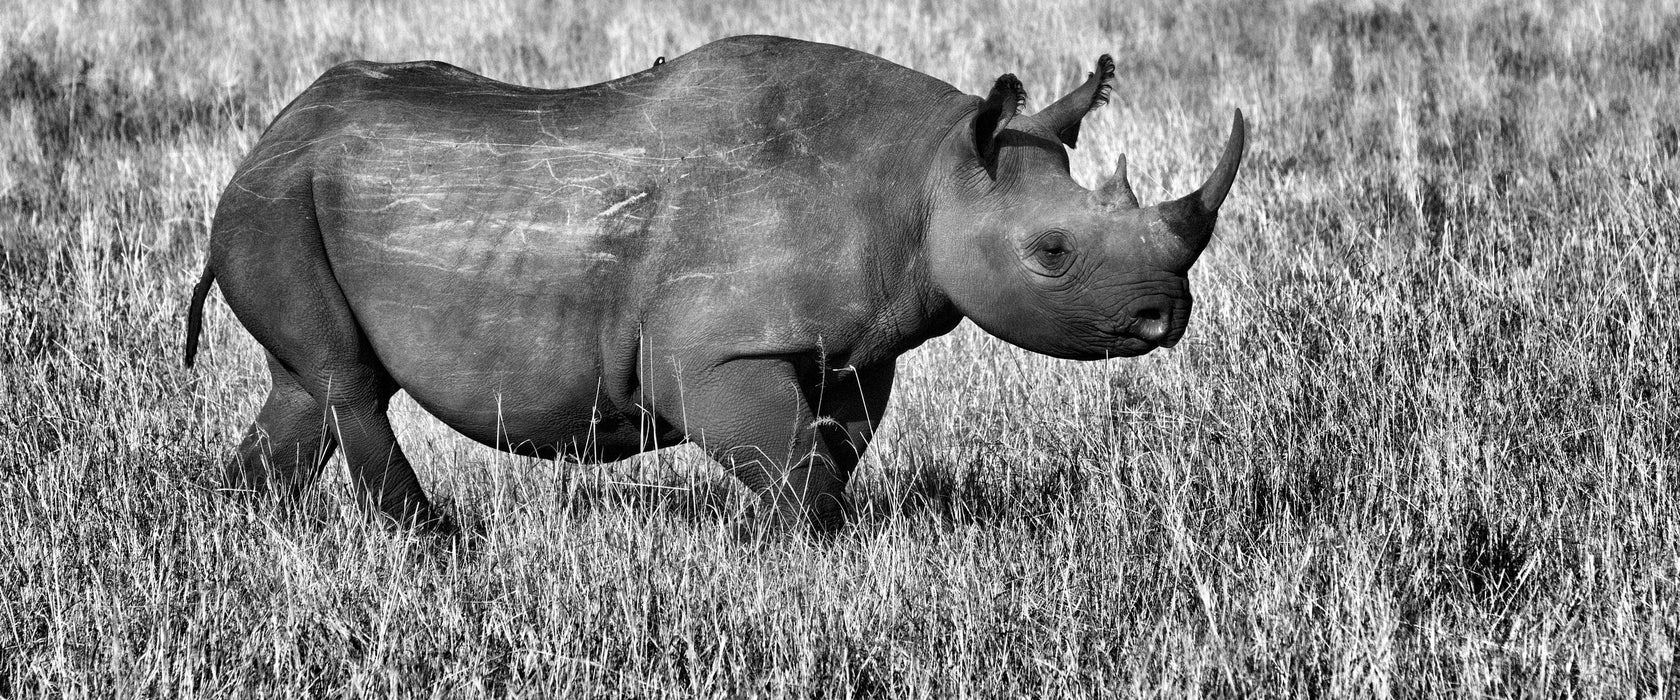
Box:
[1162,109,1247,249]
[1196,109,1246,213]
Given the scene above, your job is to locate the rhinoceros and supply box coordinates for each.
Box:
[184,35,1245,532]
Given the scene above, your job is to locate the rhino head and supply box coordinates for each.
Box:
[929,56,1246,360]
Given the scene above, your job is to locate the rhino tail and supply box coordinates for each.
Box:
[183,264,215,368]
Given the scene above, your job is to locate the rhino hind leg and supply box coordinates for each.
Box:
[225,341,442,529]
[321,370,445,530]
[225,353,338,499]
[260,354,443,529]
[211,184,443,530]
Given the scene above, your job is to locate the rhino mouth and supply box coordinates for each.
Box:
[1096,319,1187,357]
[1093,332,1164,359]
[1032,330,1166,360]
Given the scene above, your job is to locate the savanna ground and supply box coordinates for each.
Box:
[2,0,1678,696]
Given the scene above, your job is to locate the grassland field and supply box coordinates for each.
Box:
[2,0,1679,696]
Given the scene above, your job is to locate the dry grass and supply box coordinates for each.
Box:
[3,0,1679,696]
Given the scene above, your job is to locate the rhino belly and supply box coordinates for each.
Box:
[352,293,634,456]
[392,337,637,460]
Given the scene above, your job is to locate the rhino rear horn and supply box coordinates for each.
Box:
[974,74,1026,167]
[1031,54,1115,149]
[1094,153,1140,209]
[1161,109,1247,249]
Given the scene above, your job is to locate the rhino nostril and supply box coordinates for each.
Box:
[1135,318,1169,342]
[1130,306,1172,342]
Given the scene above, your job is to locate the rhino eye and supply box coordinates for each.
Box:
[1029,231,1074,276]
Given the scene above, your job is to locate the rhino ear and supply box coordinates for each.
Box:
[1031,55,1116,149]
[974,74,1026,170]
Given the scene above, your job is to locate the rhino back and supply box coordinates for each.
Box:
[237,36,963,449]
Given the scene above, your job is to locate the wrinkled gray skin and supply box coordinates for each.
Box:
[184,36,1246,533]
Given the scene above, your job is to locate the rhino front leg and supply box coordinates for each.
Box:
[663,358,856,534]
[806,362,895,489]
